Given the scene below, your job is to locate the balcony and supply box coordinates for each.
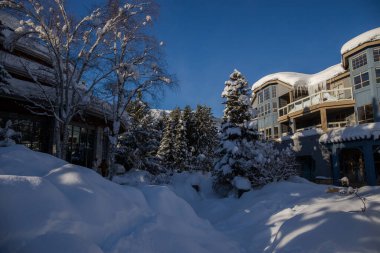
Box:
[278,88,353,118]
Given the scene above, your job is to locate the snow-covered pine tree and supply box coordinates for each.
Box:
[182,105,196,159]
[157,107,181,170]
[193,105,218,171]
[173,115,189,171]
[116,95,163,174]
[213,69,259,196]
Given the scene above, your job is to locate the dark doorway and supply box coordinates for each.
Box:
[296,156,316,181]
[340,148,366,187]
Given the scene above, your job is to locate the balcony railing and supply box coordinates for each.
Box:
[327,121,350,129]
[278,88,353,117]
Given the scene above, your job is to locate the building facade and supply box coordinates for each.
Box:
[0,11,110,168]
[252,27,380,186]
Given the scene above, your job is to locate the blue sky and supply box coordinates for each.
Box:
[153,0,380,117]
[69,0,380,117]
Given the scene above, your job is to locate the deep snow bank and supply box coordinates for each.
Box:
[1,146,380,253]
[0,145,239,253]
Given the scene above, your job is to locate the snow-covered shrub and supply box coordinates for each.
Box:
[252,141,298,186]
[0,120,21,147]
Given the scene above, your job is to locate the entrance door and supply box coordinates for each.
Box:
[296,156,315,181]
[340,148,366,187]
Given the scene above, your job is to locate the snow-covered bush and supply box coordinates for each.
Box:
[0,120,21,147]
[252,141,298,186]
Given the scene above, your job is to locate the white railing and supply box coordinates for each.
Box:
[327,121,350,129]
[278,88,353,117]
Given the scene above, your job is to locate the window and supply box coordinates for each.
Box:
[264,87,270,101]
[265,128,272,140]
[258,92,263,104]
[352,53,367,70]
[274,127,279,139]
[264,103,270,115]
[272,85,277,98]
[376,68,380,83]
[353,72,370,90]
[357,104,374,123]
[272,101,277,112]
[374,48,380,62]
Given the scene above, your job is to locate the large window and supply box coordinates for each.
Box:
[258,92,263,104]
[0,116,47,152]
[376,68,380,83]
[272,101,278,112]
[353,72,370,90]
[374,48,380,62]
[271,86,277,98]
[264,103,270,115]
[352,53,367,70]
[273,127,279,139]
[66,125,96,167]
[264,87,270,101]
[357,104,373,123]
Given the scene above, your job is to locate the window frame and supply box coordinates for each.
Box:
[374,47,380,62]
[353,71,370,90]
[351,52,367,70]
[357,104,374,124]
[376,68,380,84]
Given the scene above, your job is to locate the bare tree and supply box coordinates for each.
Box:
[99,0,174,179]
[0,0,147,159]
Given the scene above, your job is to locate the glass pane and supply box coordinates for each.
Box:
[354,75,361,85]
[366,104,373,120]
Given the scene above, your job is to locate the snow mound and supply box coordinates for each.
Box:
[341,27,380,54]
[320,122,380,143]
[2,146,380,253]
[252,64,345,92]
[278,128,324,142]
[0,145,239,253]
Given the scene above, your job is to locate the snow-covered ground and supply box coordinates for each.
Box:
[1,145,380,253]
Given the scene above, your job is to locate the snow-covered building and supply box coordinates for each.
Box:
[252,27,380,186]
[0,11,110,168]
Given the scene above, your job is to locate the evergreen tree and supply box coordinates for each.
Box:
[173,115,189,171]
[116,95,163,174]
[182,105,196,155]
[157,107,181,169]
[213,69,259,195]
[193,105,218,171]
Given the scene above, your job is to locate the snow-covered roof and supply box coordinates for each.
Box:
[0,10,19,30]
[277,128,324,142]
[251,64,346,92]
[319,123,380,144]
[341,27,380,54]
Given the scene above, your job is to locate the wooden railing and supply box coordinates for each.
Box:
[278,88,353,117]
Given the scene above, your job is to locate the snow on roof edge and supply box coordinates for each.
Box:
[340,27,380,55]
[252,64,346,92]
[319,123,380,144]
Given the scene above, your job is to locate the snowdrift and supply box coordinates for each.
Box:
[1,145,380,253]
[0,145,239,253]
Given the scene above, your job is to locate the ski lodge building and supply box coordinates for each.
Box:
[0,11,111,168]
[252,27,380,186]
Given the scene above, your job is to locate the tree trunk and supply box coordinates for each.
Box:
[54,119,62,158]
